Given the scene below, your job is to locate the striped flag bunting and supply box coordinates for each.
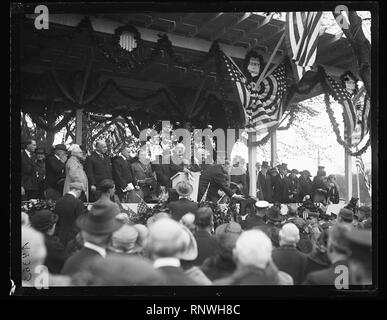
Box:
[355,155,371,196]
[222,52,287,134]
[285,12,323,81]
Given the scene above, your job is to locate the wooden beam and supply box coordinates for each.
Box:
[260,26,285,45]
[190,12,224,37]
[211,12,251,40]
[248,132,257,197]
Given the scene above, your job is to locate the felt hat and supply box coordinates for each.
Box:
[54,144,67,152]
[76,200,123,235]
[301,170,312,177]
[261,161,270,168]
[339,208,354,223]
[175,181,193,197]
[255,200,269,209]
[266,206,283,222]
[215,221,242,235]
[30,209,58,232]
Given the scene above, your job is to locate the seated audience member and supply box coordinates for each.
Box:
[272,223,308,285]
[201,223,241,281]
[167,181,199,221]
[22,226,71,287]
[192,207,221,266]
[61,201,123,276]
[54,182,85,247]
[72,255,165,286]
[344,229,372,285]
[303,223,352,285]
[304,229,331,276]
[30,210,69,274]
[357,206,372,229]
[107,224,143,256]
[214,230,293,285]
[241,201,268,230]
[291,217,314,254]
[145,218,201,285]
[265,206,283,248]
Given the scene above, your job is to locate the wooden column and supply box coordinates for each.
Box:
[248,132,257,197]
[75,108,83,145]
[270,130,277,167]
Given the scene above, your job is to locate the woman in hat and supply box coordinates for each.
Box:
[63,144,89,202]
[298,170,313,201]
[269,167,282,203]
[327,174,340,204]
[107,224,144,256]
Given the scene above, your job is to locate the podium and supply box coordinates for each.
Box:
[170,171,201,202]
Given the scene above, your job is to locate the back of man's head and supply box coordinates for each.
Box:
[195,207,213,229]
[233,230,272,269]
[279,223,300,246]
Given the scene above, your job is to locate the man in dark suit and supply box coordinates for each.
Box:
[112,145,135,202]
[192,207,220,266]
[61,200,123,276]
[278,163,291,203]
[30,209,69,274]
[21,139,38,200]
[257,161,272,202]
[241,201,268,230]
[197,161,243,203]
[45,144,68,200]
[167,181,199,221]
[298,170,313,201]
[54,182,86,247]
[85,140,113,202]
[303,223,352,286]
[272,223,308,284]
[147,218,199,285]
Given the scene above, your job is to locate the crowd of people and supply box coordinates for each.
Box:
[21,139,372,288]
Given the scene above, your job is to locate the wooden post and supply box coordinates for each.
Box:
[356,164,361,204]
[270,130,277,168]
[75,108,83,145]
[248,132,257,197]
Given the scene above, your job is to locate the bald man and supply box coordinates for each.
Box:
[85,140,112,202]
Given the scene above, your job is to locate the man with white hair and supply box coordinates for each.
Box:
[85,140,112,202]
[272,223,308,284]
[63,144,88,201]
[214,230,293,285]
[146,218,199,285]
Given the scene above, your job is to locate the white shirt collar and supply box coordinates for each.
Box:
[54,154,61,161]
[84,242,106,258]
[153,257,181,269]
[119,153,127,160]
[25,150,31,158]
[67,191,78,198]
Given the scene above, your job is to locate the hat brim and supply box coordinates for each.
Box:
[175,225,198,261]
[266,214,283,222]
[76,214,123,235]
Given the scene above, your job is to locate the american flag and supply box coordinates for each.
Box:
[323,71,356,136]
[222,52,287,133]
[355,156,371,196]
[137,198,150,216]
[285,12,323,81]
[200,182,210,203]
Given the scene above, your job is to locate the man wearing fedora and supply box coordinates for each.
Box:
[257,161,272,202]
[54,182,86,248]
[167,181,199,221]
[265,206,283,247]
[146,218,200,285]
[45,144,68,200]
[242,201,268,230]
[61,200,123,276]
[35,147,46,199]
[298,170,313,201]
[269,167,281,203]
[112,145,136,202]
[30,209,69,274]
[278,163,291,203]
[21,139,39,200]
[272,223,308,285]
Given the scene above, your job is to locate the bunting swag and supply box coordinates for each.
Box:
[285,12,323,81]
[351,88,371,147]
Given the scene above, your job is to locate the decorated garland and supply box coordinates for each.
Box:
[324,93,370,156]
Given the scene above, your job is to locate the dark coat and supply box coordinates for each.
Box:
[280,175,292,203]
[44,234,69,274]
[288,175,299,203]
[61,246,102,276]
[272,245,308,284]
[54,193,85,247]
[303,260,348,286]
[304,251,331,277]
[241,215,266,230]
[327,184,340,204]
[21,150,38,191]
[45,154,66,192]
[84,151,112,187]
[167,198,199,221]
[257,171,272,202]
[270,174,282,203]
[201,255,236,281]
[112,156,134,195]
[157,266,199,285]
[152,163,181,188]
[193,230,220,266]
[298,177,313,200]
[197,165,233,202]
